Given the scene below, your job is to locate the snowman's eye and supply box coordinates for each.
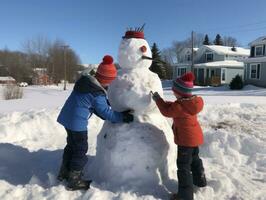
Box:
[140,46,147,53]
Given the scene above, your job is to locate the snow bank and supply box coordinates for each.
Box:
[0,103,265,199]
[197,103,266,200]
[0,85,266,199]
[0,108,103,153]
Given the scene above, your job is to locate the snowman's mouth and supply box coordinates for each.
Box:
[142,55,153,60]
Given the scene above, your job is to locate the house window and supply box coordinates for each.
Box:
[250,64,261,79]
[221,68,226,81]
[178,67,187,76]
[205,53,213,62]
[255,45,263,57]
[186,54,191,61]
[211,69,215,77]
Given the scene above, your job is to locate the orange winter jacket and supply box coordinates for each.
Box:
[155,96,204,147]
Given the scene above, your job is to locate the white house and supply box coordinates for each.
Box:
[173,48,198,78]
[173,45,250,85]
[244,36,266,87]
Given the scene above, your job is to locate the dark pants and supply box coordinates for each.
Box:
[62,129,88,171]
[177,146,205,200]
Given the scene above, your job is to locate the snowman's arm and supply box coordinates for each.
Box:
[92,95,124,123]
[155,98,182,118]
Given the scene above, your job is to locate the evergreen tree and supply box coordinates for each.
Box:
[214,34,223,45]
[149,43,167,79]
[229,74,243,90]
[203,34,210,45]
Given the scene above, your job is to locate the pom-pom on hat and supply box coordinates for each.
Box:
[95,55,117,85]
[172,72,195,97]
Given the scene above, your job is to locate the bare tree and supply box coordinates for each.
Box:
[165,32,205,64]
[223,36,239,46]
[193,33,205,48]
[48,39,80,83]
[0,49,32,82]
[22,35,51,69]
[1,35,81,85]
[161,48,176,65]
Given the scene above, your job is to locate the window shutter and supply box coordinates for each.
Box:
[251,46,255,57]
[257,64,260,79]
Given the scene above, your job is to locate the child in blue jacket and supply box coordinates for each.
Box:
[57,55,133,190]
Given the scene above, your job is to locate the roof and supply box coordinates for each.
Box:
[249,36,266,46]
[180,47,199,55]
[0,76,16,81]
[33,68,47,72]
[244,56,266,63]
[194,60,244,68]
[203,45,250,56]
[78,64,99,69]
[174,63,191,67]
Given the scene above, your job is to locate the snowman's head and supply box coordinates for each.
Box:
[118,30,152,69]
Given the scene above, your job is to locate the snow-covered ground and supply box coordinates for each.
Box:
[0,83,265,200]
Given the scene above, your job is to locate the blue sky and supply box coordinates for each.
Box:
[0,0,266,64]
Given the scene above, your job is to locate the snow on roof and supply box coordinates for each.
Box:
[0,76,15,81]
[204,45,250,56]
[33,68,47,72]
[79,64,99,69]
[244,56,266,63]
[249,36,266,46]
[194,60,244,68]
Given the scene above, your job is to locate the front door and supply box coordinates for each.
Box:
[198,68,205,85]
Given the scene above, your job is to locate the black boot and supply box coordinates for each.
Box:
[193,171,207,187]
[57,161,69,181]
[67,170,91,190]
[170,193,184,200]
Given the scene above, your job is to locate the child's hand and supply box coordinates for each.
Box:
[122,110,134,123]
[150,91,161,101]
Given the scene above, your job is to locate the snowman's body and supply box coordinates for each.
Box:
[90,33,176,194]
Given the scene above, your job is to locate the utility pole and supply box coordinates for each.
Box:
[60,45,69,90]
[191,31,194,73]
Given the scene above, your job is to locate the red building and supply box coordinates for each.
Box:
[32,68,53,85]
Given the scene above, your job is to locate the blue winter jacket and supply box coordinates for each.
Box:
[57,75,123,132]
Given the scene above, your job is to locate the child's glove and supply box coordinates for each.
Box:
[150,91,161,101]
[122,110,134,123]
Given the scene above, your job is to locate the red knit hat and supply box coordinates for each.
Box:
[172,72,195,97]
[95,55,117,85]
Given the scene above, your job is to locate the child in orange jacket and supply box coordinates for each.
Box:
[151,72,207,200]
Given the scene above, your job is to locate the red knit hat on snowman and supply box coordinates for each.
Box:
[95,55,117,85]
[172,72,195,97]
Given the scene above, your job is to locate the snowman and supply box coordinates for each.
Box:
[89,26,176,196]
